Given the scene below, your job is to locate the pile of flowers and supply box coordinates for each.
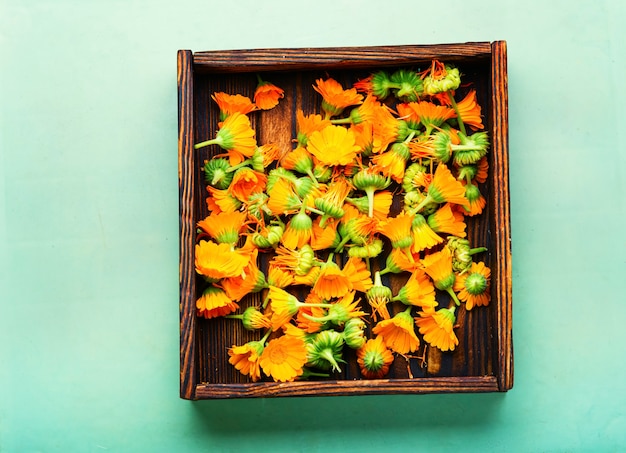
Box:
[193,61,491,382]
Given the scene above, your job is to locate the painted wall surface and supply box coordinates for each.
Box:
[1,1,625,451]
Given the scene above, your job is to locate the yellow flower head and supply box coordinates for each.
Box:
[228,339,265,382]
[313,77,363,117]
[428,203,467,238]
[253,79,284,110]
[214,112,258,166]
[205,186,242,214]
[411,213,443,253]
[195,240,249,280]
[196,286,239,319]
[197,211,248,245]
[453,261,491,310]
[296,110,331,146]
[220,250,266,302]
[307,124,360,167]
[211,92,256,120]
[393,270,437,309]
[312,259,353,300]
[229,168,267,203]
[259,335,308,382]
[357,336,394,379]
[372,307,420,354]
[421,247,455,291]
[377,210,415,250]
[415,306,459,352]
[427,163,468,205]
[454,89,484,131]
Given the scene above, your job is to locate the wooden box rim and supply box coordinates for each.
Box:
[178,42,512,400]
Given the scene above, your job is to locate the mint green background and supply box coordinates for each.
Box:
[1,0,625,451]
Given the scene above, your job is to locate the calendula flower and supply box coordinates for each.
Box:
[196,285,239,319]
[226,306,272,330]
[372,306,420,354]
[411,163,468,213]
[195,240,249,280]
[307,124,360,167]
[295,110,331,146]
[353,71,394,99]
[211,92,256,121]
[366,271,392,321]
[338,94,381,125]
[371,104,409,153]
[253,76,284,110]
[453,261,491,310]
[220,250,266,301]
[342,317,367,349]
[265,265,295,289]
[389,69,424,102]
[392,270,437,309]
[451,131,490,166]
[474,156,489,184]
[453,89,484,131]
[352,166,391,218]
[342,256,374,292]
[281,146,315,177]
[428,203,467,238]
[463,182,486,216]
[311,258,353,300]
[197,211,248,245]
[260,335,308,382]
[311,216,339,251]
[446,236,485,273]
[229,168,267,203]
[267,285,303,330]
[415,306,459,352]
[350,120,374,155]
[228,332,269,382]
[379,247,420,276]
[411,213,443,252]
[306,330,346,373]
[281,206,314,249]
[271,245,315,276]
[421,60,461,95]
[314,177,352,227]
[421,247,461,306]
[266,177,302,216]
[377,210,415,251]
[203,158,233,189]
[206,186,242,214]
[372,141,411,183]
[302,291,366,327]
[357,336,394,379]
[251,221,284,249]
[405,101,455,135]
[313,77,363,118]
[195,112,257,166]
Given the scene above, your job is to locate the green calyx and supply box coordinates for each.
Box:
[348,238,384,259]
[352,170,390,192]
[452,132,490,166]
[342,318,367,349]
[423,65,461,95]
[204,158,233,189]
[390,69,424,102]
[306,330,346,373]
[252,221,284,248]
[465,272,488,295]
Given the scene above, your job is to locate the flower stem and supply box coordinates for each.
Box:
[412,193,434,214]
[194,137,222,150]
[446,287,461,306]
[330,117,353,125]
[448,91,467,136]
[469,247,488,255]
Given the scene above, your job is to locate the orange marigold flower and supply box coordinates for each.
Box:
[266,264,295,289]
[259,335,308,382]
[267,286,301,330]
[346,94,381,125]
[415,306,459,352]
[195,240,249,280]
[312,259,353,300]
[211,92,256,120]
[221,250,266,302]
[313,77,363,118]
[428,203,467,238]
[454,89,484,130]
[270,244,315,276]
[392,270,438,309]
[196,285,239,319]
[401,101,455,134]
[311,216,338,251]
[372,307,420,354]
[371,104,407,154]
[197,211,248,245]
[411,213,443,253]
[425,163,468,206]
[379,247,421,275]
[307,124,360,167]
[228,337,265,382]
[266,177,302,216]
[357,336,394,379]
[296,110,331,147]
[229,168,267,203]
[377,210,415,250]
[301,290,366,327]
[281,208,313,249]
[350,120,374,155]
[195,112,257,166]
[206,186,242,214]
[421,247,455,290]
[281,146,314,175]
[343,256,374,293]
[475,156,489,184]
[453,261,491,310]
[463,182,486,216]
[226,306,272,330]
[346,190,393,221]
[253,79,284,110]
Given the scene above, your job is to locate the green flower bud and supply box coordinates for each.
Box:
[266,167,297,192]
[306,330,345,373]
[423,65,461,95]
[342,318,367,349]
[390,69,424,102]
[348,238,384,259]
[447,236,473,273]
[204,158,233,189]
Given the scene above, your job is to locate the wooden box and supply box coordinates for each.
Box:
[178,42,511,399]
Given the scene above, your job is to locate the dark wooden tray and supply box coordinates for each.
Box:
[178,42,512,399]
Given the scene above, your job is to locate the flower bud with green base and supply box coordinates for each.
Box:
[204,158,233,189]
[306,330,346,373]
[342,318,367,349]
[390,69,424,102]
